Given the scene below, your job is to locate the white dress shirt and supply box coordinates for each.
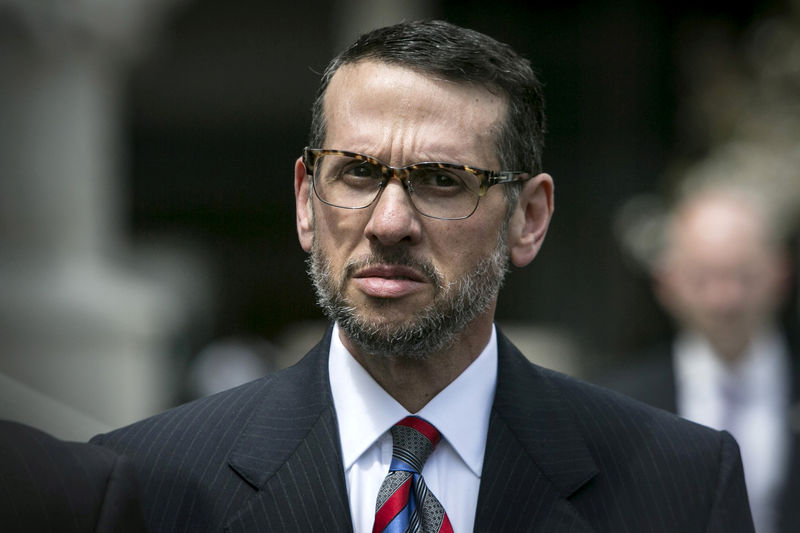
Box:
[674,328,791,533]
[329,323,498,533]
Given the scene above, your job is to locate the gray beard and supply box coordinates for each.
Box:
[307,237,509,360]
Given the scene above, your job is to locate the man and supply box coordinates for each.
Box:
[599,184,799,533]
[92,20,754,532]
[0,420,145,532]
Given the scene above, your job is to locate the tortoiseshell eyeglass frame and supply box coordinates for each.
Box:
[301,147,531,220]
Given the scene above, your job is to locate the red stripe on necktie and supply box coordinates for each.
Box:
[439,513,454,533]
[396,416,441,446]
[372,476,412,533]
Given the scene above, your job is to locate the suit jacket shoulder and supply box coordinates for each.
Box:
[91,329,353,532]
[0,420,145,533]
[476,331,753,532]
[93,328,753,532]
[594,334,800,533]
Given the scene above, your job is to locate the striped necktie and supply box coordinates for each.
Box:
[373,416,454,533]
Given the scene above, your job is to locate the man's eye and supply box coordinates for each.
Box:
[417,170,464,188]
[343,162,378,179]
[434,174,459,187]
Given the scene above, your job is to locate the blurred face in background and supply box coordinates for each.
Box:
[654,191,790,362]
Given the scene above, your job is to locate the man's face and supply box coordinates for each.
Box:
[656,193,788,359]
[298,60,513,358]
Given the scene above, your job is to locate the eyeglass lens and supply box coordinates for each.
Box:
[313,153,482,219]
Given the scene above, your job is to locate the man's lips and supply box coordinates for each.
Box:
[351,264,428,298]
[353,264,427,282]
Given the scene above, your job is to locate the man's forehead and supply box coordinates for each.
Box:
[324,60,507,115]
[320,60,507,164]
[678,196,767,246]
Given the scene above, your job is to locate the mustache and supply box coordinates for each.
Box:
[343,248,443,291]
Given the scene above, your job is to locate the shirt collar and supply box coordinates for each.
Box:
[675,327,789,402]
[329,323,498,477]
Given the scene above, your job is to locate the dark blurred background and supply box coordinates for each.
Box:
[126,0,784,356]
[2,0,797,438]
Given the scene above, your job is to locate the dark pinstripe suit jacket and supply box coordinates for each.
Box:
[92,328,754,532]
[595,341,800,533]
[0,420,146,533]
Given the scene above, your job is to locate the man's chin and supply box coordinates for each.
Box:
[347,284,432,308]
[342,310,422,338]
[336,307,455,360]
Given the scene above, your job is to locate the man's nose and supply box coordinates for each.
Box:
[364,177,423,246]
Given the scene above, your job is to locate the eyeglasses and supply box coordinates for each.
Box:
[302,148,530,220]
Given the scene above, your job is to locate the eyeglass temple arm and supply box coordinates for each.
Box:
[488,171,530,186]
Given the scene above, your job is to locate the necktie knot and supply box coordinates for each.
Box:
[373,416,453,533]
[389,416,440,474]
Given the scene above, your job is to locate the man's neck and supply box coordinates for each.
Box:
[706,325,778,367]
[341,319,494,413]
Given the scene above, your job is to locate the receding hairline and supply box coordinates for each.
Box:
[318,58,511,163]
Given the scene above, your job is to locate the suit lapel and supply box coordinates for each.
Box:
[224,329,353,532]
[475,330,598,532]
[219,326,601,531]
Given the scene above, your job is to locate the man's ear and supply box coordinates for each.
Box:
[294,157,314,252]
[507,173,554,268]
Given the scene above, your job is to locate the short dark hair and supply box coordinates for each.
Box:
[308,20,547,187]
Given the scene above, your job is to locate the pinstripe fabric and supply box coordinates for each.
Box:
[0,420,145,532]
[93,330,352,532]
[473,331,753,532]
[93,327,753,532]
[595,342,800,532]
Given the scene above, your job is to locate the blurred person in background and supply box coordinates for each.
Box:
[91,20,753,532]
[600,183,799,533]
[0,420,145,533]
